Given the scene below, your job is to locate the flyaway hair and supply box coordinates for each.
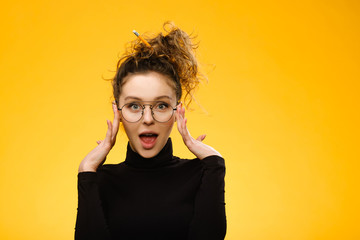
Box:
[112,21,205,109]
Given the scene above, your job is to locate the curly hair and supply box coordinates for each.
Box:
[112,21,205,109]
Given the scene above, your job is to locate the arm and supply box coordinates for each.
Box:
[175,103,227,239]
[188,155,226,239]
[75,102,120,239]
[75,171,113,240]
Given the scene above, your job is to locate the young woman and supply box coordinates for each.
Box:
[75,22,226,240]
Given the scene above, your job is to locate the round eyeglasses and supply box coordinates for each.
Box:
[118,101,178,123]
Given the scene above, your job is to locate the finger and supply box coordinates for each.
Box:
[196,134,206,141]
[177,109,187,137]
[180,117,193,144]
[177,105,193,142]
[111,102,120,137]
[175,106,183,133]
[177,103,186,131]
[179,104,184,119]
[104,120,113,145]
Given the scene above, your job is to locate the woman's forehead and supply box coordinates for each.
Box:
[120,72,176,100]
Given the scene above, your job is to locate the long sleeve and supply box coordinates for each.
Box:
[75,172,113,240]
[188,155,227,240]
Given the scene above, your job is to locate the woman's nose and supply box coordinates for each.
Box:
[142,106,154,124]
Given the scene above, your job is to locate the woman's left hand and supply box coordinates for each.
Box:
[175,103,222,160]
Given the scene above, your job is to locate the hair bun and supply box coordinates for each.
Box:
[113,21,206,108]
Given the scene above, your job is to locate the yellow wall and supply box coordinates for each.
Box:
[1,0,359,239]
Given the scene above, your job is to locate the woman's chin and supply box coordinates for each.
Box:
[130,136,169,159]
[137,148,159,159]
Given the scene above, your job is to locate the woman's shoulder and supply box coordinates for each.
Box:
[173,155,225,170]
[200,155,225,168]
[96,162,126,174]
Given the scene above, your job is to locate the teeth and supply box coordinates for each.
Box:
[142,133,156,136]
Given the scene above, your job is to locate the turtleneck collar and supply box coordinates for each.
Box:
[124,138,176,169]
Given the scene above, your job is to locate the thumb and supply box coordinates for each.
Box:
[196,134,206,142]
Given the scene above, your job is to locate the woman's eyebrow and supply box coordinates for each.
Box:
[156,96,172,100]
[124,96,142,101]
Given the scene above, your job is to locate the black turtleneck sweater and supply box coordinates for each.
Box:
[75,138,226,240]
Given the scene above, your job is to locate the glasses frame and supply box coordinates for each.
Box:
[117,101,178,123]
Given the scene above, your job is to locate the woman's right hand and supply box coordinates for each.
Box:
[78,101,121,172]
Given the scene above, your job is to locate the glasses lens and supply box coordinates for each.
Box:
[120,102,175,122]
[121,102,143,122]
[152,102,174,122]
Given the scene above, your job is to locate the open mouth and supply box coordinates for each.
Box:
[139,133,158,149]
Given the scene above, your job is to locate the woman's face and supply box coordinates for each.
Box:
[118,71,178,158]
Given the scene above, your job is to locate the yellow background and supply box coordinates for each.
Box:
[0,0,359,239]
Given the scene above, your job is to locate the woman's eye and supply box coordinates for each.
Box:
[128,103,141,110]
[156,102,169,110]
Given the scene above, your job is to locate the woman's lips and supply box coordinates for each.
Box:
[139,134,158,149]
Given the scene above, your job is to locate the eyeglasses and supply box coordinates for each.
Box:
[118,101,178,123]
